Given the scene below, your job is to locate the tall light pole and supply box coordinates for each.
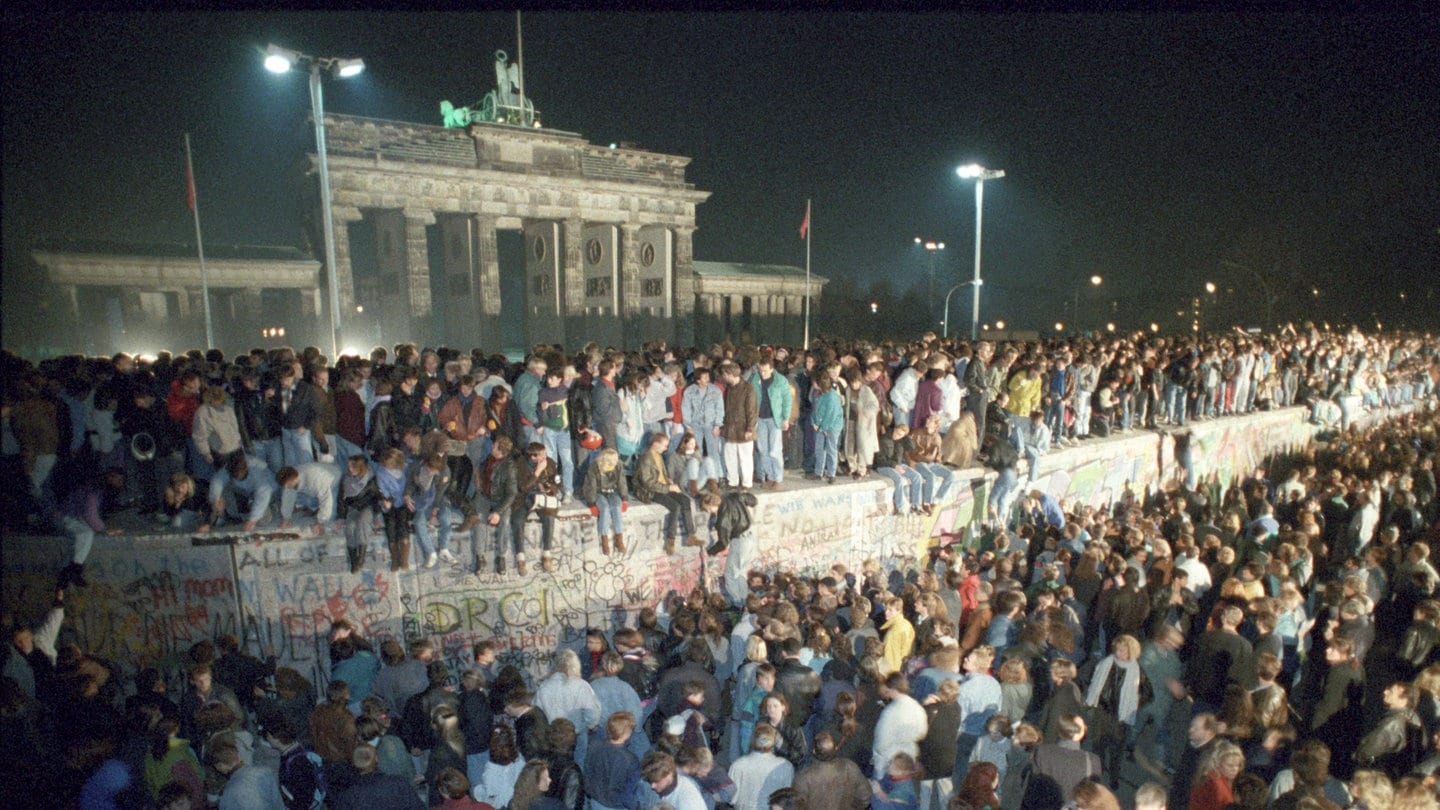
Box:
[915,237,945,328]
[956,163,1005,340]
[1219,259,1278,330]
[1070,274,1103,333]
[1201,280,1216,333]
[265,43,365,359]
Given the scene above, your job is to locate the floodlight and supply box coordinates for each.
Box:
[264,44,297,73]
[334,58,365,78]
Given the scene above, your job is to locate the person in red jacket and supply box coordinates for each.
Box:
[1188,741,1244,810]
[334,368,369,461]
[167,368,205,479]
[165,369,203,436]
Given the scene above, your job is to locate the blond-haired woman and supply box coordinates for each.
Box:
[581,446,628,555]
[1084,633,1148,787]
[1189,740,1244,810]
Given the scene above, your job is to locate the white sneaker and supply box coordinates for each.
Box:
[425,552,439,568]
[438,549,458,564]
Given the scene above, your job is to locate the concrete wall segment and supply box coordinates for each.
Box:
[4,406,1405,688]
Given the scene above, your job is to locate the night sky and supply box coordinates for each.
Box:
[4,11,1438,349]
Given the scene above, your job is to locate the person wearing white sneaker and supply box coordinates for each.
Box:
[425,551,439,568]
[438,548,459,565]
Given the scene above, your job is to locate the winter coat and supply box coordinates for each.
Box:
[714,491,757,546]
[581,460,629,504]
[842,383,880,468]
[749,370,794,425]
[722,381,759,443]
[810,389,844,434]
[192,401,243,459]
[437,392,488,442]
[633,449,671,503]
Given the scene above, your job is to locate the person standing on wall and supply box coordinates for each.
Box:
[720,363,758,492]
[748,354,791,491]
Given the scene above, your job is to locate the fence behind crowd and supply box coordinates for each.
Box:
[0,403,1415,688]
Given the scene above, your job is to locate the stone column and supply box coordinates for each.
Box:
[618,225,642,318]
[694,289,717,343]
[473,214,502,351]
[331,206,362,313]
[561,217,584,348]
[618,224,642,349]
[404,209,435,320]
[233,288,264,340]
[672,226,696,346]
[57,284,80,321]
[474,215,501,318]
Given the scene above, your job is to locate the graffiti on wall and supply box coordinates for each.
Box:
[2,408,1329,685]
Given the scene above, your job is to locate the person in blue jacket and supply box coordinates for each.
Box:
[810,374,844,483]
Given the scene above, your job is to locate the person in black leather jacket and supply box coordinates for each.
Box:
[774,637,822,728]
[542,719,586,810]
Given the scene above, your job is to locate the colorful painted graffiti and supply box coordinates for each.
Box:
[1,407,1342,686]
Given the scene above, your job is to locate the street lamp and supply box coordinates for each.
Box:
[956,163,1005,340]
[265,43,365,360]
[915,237,946,325]
[1070,274,1103,332]
[942,280,980,338]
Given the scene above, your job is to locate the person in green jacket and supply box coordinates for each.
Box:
[748,355,793,488]
[143,717,204,807]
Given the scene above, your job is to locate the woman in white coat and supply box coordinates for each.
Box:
[841,368,878,477]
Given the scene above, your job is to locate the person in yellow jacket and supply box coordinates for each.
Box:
[1007,363,1044,417]
[879,595,916,675]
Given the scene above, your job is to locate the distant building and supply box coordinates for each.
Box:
[30,238,320,356]
[692,261,828,347]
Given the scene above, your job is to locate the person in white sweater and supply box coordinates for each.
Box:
[276,462,339,533]
[872,671,929,777]
[728,724,794,810]
[192,385,244,468]
[643,750,708,810]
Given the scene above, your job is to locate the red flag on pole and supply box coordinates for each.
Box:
[185,151,197,211]
[798,201,810,240]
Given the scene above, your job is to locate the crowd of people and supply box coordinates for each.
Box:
[2,323,1439,810]
[2,323,1433,587]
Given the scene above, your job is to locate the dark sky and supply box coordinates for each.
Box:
[4,10,1438,339]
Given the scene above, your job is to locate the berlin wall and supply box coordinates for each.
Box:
[0,406,1333,687]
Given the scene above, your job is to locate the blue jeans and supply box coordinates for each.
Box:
[252,438,284,477]
[60,515,95,565]
[814,429,839,477]
[540,428,575,498]
[755,418,784,482]
[914,462,956,505]
[892,408,911,433]
[412,498,454,557]
[333,435,365,465]
[699,429,726,478]
[594,492,623,537]
[282,427,315,467]
[1025,447,1045,483]
[1164,384,1186,425]
[988,467,1020,524]
[878,466,924,512]
[1045,399,1065,438]
[684,456,721,491]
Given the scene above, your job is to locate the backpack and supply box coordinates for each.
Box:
[278,746,326,810]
